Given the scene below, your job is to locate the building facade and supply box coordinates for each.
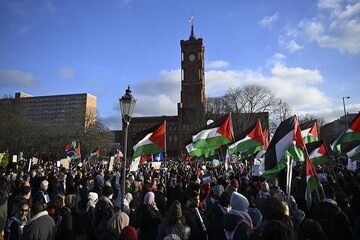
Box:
[0,92,96,139]
[126,26,269,159]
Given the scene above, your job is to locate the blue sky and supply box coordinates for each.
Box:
[1,0,359,130]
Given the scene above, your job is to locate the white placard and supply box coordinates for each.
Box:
[12,155,17,163]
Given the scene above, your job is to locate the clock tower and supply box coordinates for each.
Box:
[177,24,206,154]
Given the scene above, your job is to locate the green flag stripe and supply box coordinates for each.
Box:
[133,143,162,159]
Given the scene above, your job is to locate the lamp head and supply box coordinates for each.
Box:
[119,85,136,121]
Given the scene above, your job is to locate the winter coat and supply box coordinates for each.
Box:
[54,206,73,240]
[139,204,162,240]
[311,200,352,240]
[4,215,27,240]
[22,210,55,240]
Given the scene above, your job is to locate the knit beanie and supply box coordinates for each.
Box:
[119,226,138,240]
[230,192,249,211]
[230,179,239,189]
[168,200,182,220]
[103,185,114,197]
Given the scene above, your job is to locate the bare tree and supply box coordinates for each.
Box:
[298,114,327,128]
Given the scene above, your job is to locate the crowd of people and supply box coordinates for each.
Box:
[0,158,359,240]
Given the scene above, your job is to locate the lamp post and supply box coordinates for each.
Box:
[119,85,136,210]
[342,96,350,124]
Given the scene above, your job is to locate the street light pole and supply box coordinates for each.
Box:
[342,96,350,124]
[119,86,136,211]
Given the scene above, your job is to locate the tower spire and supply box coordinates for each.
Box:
[188,15,196,40]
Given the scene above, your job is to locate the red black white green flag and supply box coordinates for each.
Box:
[132,121,166,159]
[228,119,264,155]
[261,115,307,179]
[300,120,319,144]
[332,113,360,154]
[189,113,234,153]
[343,140,360,161]
[307,140,330,166]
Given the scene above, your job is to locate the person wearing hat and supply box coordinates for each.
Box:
[161,200,190,240]
[226,179,239,196]
[94,185,115,239]
[223,192,253,240]
[119,226,138,240]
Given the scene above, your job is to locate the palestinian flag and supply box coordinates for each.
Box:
[132,121,166,159]
[192,113,234,150]
[307,140,330,166]
[305,156,321,209]
[332,113,360,154]
[90,147,100,157]
[228,119,264,155]
[261,115,307,179]
[185,139,215,157]
[343,140,360,161]
[300,120,319,144]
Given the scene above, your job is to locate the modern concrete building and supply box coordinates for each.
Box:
[12,92,97,126]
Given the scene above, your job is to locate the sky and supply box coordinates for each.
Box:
[1,0,359,130]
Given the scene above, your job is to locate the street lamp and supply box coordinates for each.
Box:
[119,85,136,210]
[342,96,350,124]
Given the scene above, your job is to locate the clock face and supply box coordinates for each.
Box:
[188,53,196,62]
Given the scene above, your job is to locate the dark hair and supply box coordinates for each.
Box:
[219,191,231,207]
[323,183,335,199]
[262,197,287,221]
[299,218,327,240]
[261,220,296,240]
[32,201,46,214]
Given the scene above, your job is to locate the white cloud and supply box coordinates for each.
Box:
[279,35,304,52]
[318,0,342,10]
[259,13,279,29]
[127,53,332,123]
[57,67,75,79]
[267,53,286,67]
[207,60,230,69]
[299,1,360,54]
[286,40,304,52]
[0,69,40,87]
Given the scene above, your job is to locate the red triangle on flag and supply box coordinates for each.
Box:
[217,113,234,141]
[149,121,166,150]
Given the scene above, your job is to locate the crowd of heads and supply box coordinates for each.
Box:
[0,157,359,240]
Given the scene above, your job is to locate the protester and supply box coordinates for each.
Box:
[139,191,162,240]
[4,201,29,240]
[22,201,55,240]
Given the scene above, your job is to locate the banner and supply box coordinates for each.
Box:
[0,153,9,167]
